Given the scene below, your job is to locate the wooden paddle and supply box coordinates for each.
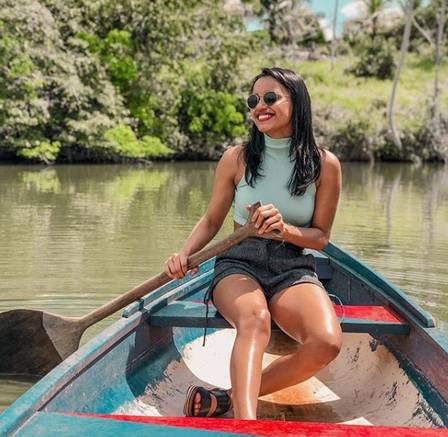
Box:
[0,202,272,378]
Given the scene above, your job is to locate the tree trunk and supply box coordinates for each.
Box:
[387,0,414,150]
[331,0,339,70]
[431,0,447,123]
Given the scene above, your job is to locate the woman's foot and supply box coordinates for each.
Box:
[193,389,232,416]
[184,386,232,417]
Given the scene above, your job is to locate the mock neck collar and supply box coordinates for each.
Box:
[264,133,291,149]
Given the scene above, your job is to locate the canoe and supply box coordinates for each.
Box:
[1,242,448,436]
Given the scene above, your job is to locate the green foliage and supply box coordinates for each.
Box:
[0,0,131,163]
[17,141,61,164]
[0,0,250,163]
[347,34,396,79]
[178,63,246,154]
[329,115,379,161]
[0,0,445,164]
[104,125,172,159]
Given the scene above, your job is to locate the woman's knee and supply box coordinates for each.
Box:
[235,307,271,337]
[306,330,342,365]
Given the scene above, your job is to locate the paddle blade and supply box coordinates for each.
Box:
[0,309,83,377]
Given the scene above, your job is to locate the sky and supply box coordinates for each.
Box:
[245,0,429,39]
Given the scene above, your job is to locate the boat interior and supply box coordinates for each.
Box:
[35,248,446,429]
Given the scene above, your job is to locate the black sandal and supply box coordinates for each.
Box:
[183,385,232,417]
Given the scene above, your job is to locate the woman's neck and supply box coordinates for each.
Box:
[264,133,290,150]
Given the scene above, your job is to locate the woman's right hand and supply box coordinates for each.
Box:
[164,251,198,280]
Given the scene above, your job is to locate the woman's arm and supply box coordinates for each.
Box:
[165,146,240,279]
[282,150,341,250]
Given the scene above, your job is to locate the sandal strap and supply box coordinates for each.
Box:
[208,388,232,416]
[207,393,218,417]
[184,386,231,417]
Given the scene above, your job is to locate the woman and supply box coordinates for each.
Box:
[164,67,342,420]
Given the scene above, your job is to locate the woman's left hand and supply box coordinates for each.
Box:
[246,203,286,239]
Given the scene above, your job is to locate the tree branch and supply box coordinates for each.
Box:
[412,15,435,48]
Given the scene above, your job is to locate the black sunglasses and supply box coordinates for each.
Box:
[246,91,284,109]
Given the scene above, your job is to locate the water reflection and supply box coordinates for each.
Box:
[0,162,447,409]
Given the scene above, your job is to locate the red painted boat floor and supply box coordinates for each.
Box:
[77,414,448,436]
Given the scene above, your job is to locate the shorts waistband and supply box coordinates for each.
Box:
[248,236,304,252]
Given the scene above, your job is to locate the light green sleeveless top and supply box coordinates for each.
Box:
[233,134,316,227]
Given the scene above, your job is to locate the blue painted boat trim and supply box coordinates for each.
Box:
[0,312,144,435]
[16,412,254,437]
[122,258,215,318]
[322,242,435,328]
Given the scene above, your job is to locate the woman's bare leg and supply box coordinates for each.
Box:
[258,282,342,396]
[193,274,270,419]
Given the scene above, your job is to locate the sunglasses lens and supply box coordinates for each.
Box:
[247,94,259,109]
[264,92,278,106]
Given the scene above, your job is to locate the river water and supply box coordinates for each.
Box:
[1,162,447,410]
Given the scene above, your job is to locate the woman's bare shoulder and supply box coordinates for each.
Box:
[317,148,341,187]
[223,144,244,161]
[219,145,245,187]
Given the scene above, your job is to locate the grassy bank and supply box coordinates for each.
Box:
[238,50,448,162]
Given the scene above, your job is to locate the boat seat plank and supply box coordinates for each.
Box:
[148,301,410,335]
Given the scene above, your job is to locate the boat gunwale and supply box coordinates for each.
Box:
[323,243,435,328]
[0,312,144,435]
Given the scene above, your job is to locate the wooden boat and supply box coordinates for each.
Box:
[1,243,448,436]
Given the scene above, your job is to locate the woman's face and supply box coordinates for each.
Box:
[249,76,293,138]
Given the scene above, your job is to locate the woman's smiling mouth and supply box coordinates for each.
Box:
[257,112,275,122]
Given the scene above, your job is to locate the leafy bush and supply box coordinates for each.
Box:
[347,35,396,80]
[104,125,172,159]
[17,141,61,164]
[177,63,246,155]
[329,115,380,161]
[0,0,250,162]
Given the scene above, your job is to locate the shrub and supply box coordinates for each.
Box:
[178,63,246,155]
[329,115,380,161]
[346,35,396,80]
[17,141,61,164]
[104,125,172,159]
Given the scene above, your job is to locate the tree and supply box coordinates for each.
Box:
[362,0,391,39]
[387,0,416,149]
[0,0,250,162]
[430,0,447,122]
[330,0,339,69]
[250,0,323,46]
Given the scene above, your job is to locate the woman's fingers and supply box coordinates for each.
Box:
[175,253,187,275]
[165,253,183,279]
[252,204,278,229]
[259,213,282,234]
[164,252,198,279]
[164,258,176,279]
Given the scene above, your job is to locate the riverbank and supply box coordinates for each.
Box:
[2,1,446,164]
[3,51,446,165]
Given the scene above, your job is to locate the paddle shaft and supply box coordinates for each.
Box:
[78,210,262,329]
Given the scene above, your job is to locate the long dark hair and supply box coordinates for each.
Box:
[242,67,322,196]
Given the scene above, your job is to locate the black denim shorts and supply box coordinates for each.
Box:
[201,237,324,345]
